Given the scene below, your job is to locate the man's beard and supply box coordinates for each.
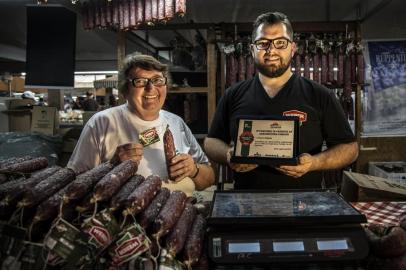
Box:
[254,57,292,78]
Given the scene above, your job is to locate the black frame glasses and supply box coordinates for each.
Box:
[128,77,167,88]
[253,37,292,50]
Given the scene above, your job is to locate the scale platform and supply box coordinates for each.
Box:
[207,191,369,265]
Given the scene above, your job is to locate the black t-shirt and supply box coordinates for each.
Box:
[82,98,99,111]
[208,74,355,190]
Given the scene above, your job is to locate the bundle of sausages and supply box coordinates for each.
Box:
[364,219,406,270]
[82,0,186,30]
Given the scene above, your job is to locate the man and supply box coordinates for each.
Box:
[82,91,99,111]
[68,54,215,194]
[204,12,358,190]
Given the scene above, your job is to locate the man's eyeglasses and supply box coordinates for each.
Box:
[128,77,167,88]
[253,37,292,50]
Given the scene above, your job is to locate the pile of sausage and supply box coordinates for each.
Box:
[82,0,186,31]
[0,156,209,270]
[364,218,406,270]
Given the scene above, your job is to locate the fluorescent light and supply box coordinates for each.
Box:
[74,71,118,75]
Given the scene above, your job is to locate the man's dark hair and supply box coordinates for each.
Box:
[118,53,169,97]
[252,12,294,42]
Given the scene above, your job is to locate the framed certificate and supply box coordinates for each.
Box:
[231,115,300,166]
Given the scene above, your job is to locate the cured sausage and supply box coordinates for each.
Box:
[64,162,114,203]
[93,160,138,202]
[33,183,72,223]
[357,51,365,84]
[295,54,301,76]
[152,190,186,239]
[110,174,145,210]
[321,52,327,84]
[0,157,48,174]
[166,202,197,256]
[0,166,60,201]
[313,53,320,83]
[304,54,310,79]
[337,51,344,86]
[238,54,246,82]
[175,0,186,16]
[164,0,174,19]
[328,50,334,83]
[183,214,206,268]
[163,125,177,181]
[20,168,75,208]
[365,224,406,258]
[123,175,162,216]
[138,187,170,228]
[0,156,32,169]
[245,55,255,79]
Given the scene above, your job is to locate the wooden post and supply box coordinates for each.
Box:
[117,30,126,104]
[206,29,217,129]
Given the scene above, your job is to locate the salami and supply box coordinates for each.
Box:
[166,202,197,256]
[313,53,320,83]
[175,0,186,16]
[183,214,206,268]
[138,187,170,228]
[337,51,344,86]
[0,157,48,174]
[152,190,186,239]
[33,183,72,223]
[144,0,153,24]
[19,168,75,208]
[110,174,145,210]
[163,125,177,181]
[366,224,406,258]
[93,159,138,202]
[136,0,144,24]
[226,54,237,86]
[129,0,136,28]
[295,54,301,76]
[158,0,165,21]
[123,174,162,216]
[303,54,310,79]
[164,0,174,19]
[357,51,365,84]
[321,53,327,84]
[237,54,246,82]
[0,166,60,201]
[246,55,255,79]
[328,50,334,83]
[64,162,114,203]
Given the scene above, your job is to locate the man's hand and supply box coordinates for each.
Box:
[169,154,198,182]
[112,143,143,165]
[276,153,314,178]
[226,147,258,173]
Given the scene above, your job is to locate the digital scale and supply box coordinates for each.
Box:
[207,191,369,268]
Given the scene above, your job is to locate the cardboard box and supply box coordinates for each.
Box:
[341,171,406,202]
[368,161,406,185]
[2,99,35,132]
[31,106,58,136]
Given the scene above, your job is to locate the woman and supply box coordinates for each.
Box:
[68,54,215,193]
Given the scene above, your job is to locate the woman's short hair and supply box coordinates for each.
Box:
[118,53,169,97]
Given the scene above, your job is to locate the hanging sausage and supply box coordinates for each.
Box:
[246,55,255,80]
[165,0,174,19]
[175,0,186,16]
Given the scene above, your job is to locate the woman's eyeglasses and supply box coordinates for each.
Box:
[128,77,167,88]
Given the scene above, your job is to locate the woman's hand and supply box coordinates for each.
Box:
[112,143,143,165]
[169,153,198,182]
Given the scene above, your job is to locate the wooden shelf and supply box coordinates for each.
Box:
[169,87,208,94]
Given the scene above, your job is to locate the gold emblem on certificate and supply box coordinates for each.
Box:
[231,116,300,165]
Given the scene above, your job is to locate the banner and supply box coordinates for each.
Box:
[362,40,406,136]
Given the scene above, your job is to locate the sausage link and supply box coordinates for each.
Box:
[163,125,177,181]
[166,202,197,256]
[152,190,186,239]
[93,160,138,202]
[20,168,75,208]
[110,174,145,210]
[183,214,206,267]
[0,157,48,174]
[64,162,114,203]
[138,187,170,228]
[123,175,162,216]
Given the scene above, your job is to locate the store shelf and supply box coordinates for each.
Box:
[169,87,208,94]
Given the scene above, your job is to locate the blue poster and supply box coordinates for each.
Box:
[363,40,406,136]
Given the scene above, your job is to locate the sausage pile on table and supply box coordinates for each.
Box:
[81,0,186,31]
[364,218,406,270]
[0,156,210,270]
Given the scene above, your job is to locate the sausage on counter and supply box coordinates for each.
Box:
[64,162,114,203]
[166,202,197,256]
[93,159,138,203]
[0,157,48,174]
[110,174,145,211]
[152,190,187,239]
[123,174,162,216]
[365,224,406,258]
[183,214,206,268]
[138,187,170,228]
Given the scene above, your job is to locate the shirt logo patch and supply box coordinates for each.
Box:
[283,110,307,123]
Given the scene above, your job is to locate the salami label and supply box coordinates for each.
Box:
[139,127,160,146]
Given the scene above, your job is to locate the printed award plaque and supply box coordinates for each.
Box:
[231,115,300,165]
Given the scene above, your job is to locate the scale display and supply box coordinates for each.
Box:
[209,191,366,225]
